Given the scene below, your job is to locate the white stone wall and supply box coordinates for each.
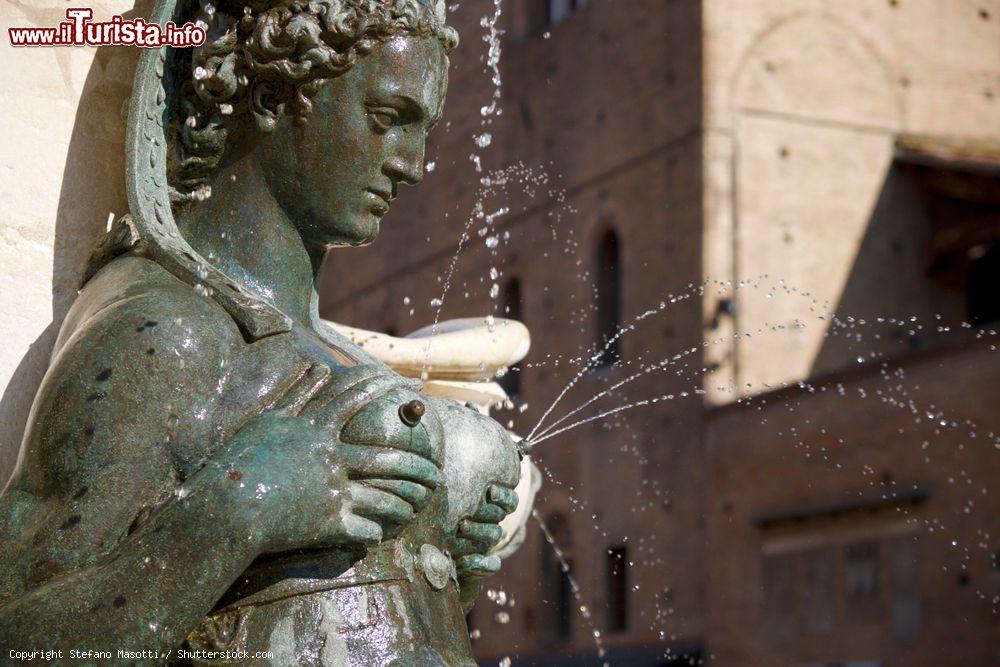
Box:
[702,0,1000,402]
[0,2,140,485]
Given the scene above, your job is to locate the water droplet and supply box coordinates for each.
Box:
[485,236,499,249]
[192,184,212,201]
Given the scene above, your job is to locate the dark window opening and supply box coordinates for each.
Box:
[499,278,523,399]
[845,541,880,602]
[801,548,836,633]
[547,0,572,25]
[968,242,1000,324]
[520,2,548,36]
[895,138,1000,327]
[594,229,622,368]
[762,552,797,642]
[845,544,879,601]
[556,559,574,639]
[888,536,921,640]
[540,514,574,643]
[605,546,628,632]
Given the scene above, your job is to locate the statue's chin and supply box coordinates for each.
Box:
[352,215,381,246]
[313,217,380,249]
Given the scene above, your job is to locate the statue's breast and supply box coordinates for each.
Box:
[430,397,520,528]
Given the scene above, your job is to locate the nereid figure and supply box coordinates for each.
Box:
[0,1,524,664]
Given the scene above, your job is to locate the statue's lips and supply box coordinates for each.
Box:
[365,188,392,216]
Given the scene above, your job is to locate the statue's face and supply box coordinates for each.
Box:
[257,35,448,248]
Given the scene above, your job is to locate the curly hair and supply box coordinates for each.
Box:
[168,0,458,201]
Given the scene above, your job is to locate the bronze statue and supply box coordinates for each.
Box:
[0,1,524,664]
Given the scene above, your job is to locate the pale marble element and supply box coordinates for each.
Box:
[325,317,530,381]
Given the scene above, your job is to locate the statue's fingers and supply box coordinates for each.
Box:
[349,484,415,526]
[470,502,507,524]
[456,554,501,578]
[361,479,430,511]
[487,484,519,514]
[269,363,333,415]
[337,513,383,547]
[323,372,401,420]
[457,519,503,550]
[342,445,442,489]
[446,536,481,557]
[303,370,410,430]
[298,365,388,416]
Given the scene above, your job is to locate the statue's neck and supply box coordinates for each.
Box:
[175,161,324,328]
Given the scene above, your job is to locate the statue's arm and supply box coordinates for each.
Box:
[0,451,267,653]
[0,269,262,651]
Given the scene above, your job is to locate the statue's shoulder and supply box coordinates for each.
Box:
[56,255,244,360]
[17,255,245,496]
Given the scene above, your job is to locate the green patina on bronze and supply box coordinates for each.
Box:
[0,1,522,664]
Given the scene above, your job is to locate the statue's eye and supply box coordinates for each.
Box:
[368,107,400,133]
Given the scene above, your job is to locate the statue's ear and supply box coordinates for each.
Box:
[249,80,279,133]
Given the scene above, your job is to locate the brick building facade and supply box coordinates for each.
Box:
[319,1,1000,665]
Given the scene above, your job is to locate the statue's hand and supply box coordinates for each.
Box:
[209,363,442,554]
[449,483,519,581]
[299,363,445,539]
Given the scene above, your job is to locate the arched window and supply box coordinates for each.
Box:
[605,545,629,632]
[548,0,588,26]
[499,277,523,399]
[594,229,622,367]
[540,513,574,642]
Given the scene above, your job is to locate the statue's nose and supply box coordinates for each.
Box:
[383,154,424,187]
